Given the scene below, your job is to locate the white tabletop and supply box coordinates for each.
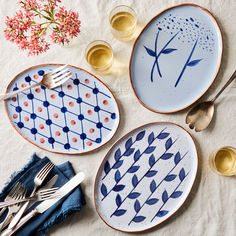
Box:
[0,0,235,235]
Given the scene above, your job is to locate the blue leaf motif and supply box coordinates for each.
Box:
[149,154,155,167]
[162,190,168,203]
[144,46,156,57]
[174,152,181,165]
[113,209,127,216]
[104,161,110,175]
[157,132,169,139]
[115,170,121,183]
[164,174,177,182]
[165,138,172,150]
[187,59,202,67]
[125,137,133,150]
[161,48,177,54]
[132,174,138,187]
[160,153,173,160]
[114,148,121,161]
[128,192,141,199]
[124,148,135,156]
[134,199,141,213]
[134,149,141,162]
[148,132,154,145]
[101,183,107,197]
[146,198,159,205]
[144,146,156,154]
[113,160,123,169]
[136,130,145,141]
[156,210,169,217]
[115,194,122,207]
[150,179,156,193]
[128,166,140,173]
[171,191,183,198]
[113,185,125,192]
[179,168,185,181]
[132,216,146,222]
[146,170,157,177]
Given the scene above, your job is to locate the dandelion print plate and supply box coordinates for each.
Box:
[5,64,120,154]
[130,4,222,113]
[94,122,198,232]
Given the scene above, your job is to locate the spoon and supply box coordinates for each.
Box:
[186,70,236,132]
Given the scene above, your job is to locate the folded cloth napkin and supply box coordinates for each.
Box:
[0,153,86,236]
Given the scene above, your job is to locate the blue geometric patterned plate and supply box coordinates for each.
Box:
[5,64,120,154]
[94,122,198,232]
[130,4,222,113]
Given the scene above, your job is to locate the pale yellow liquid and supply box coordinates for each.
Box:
[86,44,113,69]
[111,11,136,33]
[214,148,236,175]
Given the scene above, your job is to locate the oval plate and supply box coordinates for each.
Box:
[94,122,198,232]
[5,64,120,154]
[130,4,222,113]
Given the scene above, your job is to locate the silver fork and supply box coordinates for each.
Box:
[7,162,55,230]
[0,183,26,231]
[0,64,72,101]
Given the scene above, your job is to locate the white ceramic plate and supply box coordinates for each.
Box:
[130,4,222,113]
[5,64,120,154]
[94,122,198,232]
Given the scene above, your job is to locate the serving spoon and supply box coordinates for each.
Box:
[186,70,236,132]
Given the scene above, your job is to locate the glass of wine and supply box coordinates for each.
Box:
[85,40,113,72]
[109,5,137,41]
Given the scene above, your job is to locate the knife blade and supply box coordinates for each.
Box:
[1,172,85,236]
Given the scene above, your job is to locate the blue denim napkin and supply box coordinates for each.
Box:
[0,153,85,236]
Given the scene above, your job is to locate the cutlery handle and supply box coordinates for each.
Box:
[0,82,41,101]
[212,70,236,102]
[0,197,33,208]
[1,209,37,236]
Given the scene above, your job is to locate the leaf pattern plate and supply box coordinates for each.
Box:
[94,122,198,232]
[130,4,222,113]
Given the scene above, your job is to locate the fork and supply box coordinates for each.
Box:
[7,162,55,230]
[0,64,72,101]
[0,183,26,231]
[0,187,59,208]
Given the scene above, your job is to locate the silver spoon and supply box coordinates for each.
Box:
[186,70,236,132]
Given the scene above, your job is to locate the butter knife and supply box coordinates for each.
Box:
[2,172,85,236]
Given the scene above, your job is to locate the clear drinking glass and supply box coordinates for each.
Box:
[209,146,236,176]
[85,40,113,72]
[109,5,137,41]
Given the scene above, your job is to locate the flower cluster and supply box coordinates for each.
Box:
[4,0,80,56]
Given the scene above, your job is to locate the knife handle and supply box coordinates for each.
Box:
[1,209,38,236]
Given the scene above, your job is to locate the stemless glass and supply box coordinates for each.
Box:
[85,40,113,72]
[209,146,236,176]
[109,5,137,40]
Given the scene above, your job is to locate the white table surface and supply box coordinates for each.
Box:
[0,0,235,235]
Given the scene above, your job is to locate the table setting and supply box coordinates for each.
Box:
[0,0,235,236]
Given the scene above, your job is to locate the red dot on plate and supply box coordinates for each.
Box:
[39,124,44,129]
[85,93,91,98]
[85,79,90,84]
[69,101,74,107]
[24,116,29,122]
[104,117,109,123]
[40,138,45,143]
[38,107,42,112]
[33,74,39,79]
[87,141,92,146]
[103,100,108,105]
[72,137,77,143]
[54,113,58,118]
[70,120,76,125]
[67,84,72,90]
[13,114,18,119]
[89,128,95,133]
[50,94,56,99]
[87,110,92,115]
[35,88,40,93]
[55,131,61,136]
[12,97,17,102]
[24,101,28,107]
[21,83,27,88]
